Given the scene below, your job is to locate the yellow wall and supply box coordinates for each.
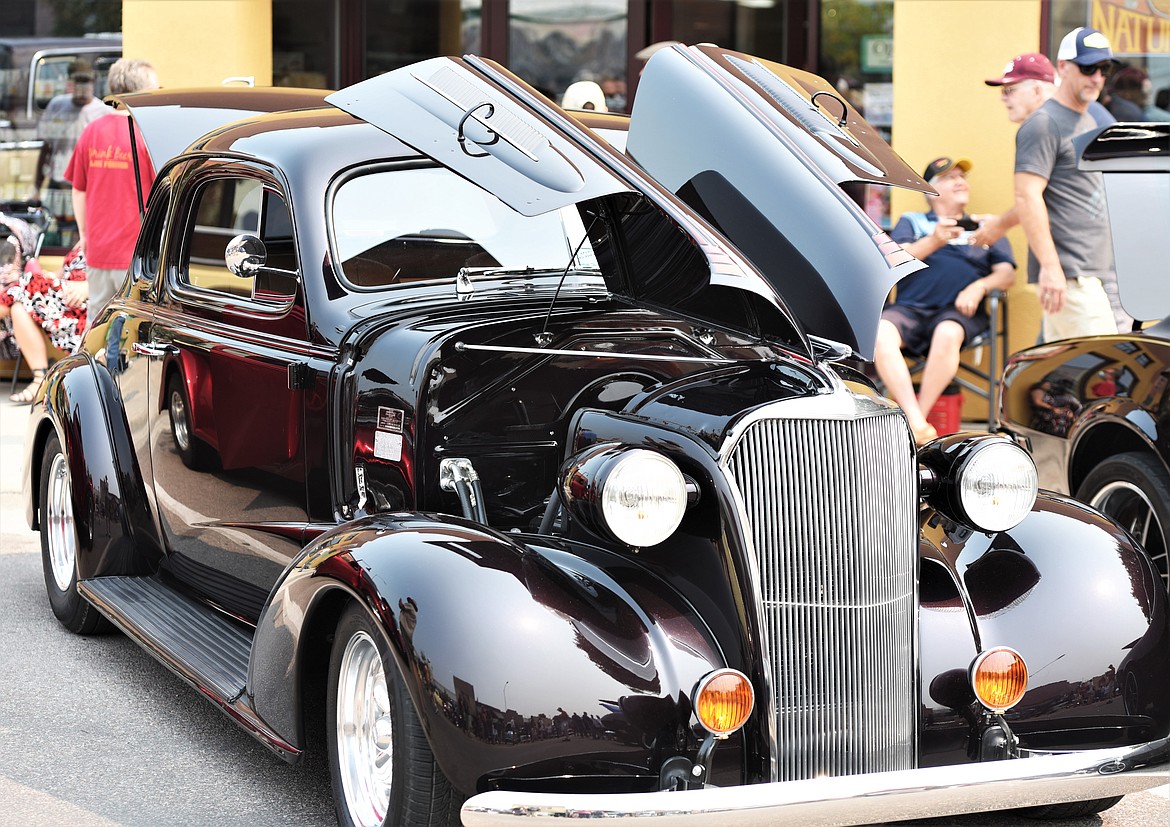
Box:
[892,0,1043,415]
[122,0,273,88]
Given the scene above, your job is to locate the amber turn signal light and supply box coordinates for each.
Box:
[970,647,1028,713]
[693,669,754,736]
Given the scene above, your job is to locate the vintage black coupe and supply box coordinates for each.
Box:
[22,46,1169,827]
[999,122,1170,600]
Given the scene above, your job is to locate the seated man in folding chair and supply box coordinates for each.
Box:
[874,156,1016,444]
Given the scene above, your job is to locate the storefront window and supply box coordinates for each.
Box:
[273,0,336,88]
[820,0,893,227]
[508,0,627,111]
[665,0,793,63]
[361,0,469,77]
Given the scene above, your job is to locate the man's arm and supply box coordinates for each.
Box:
[71,188,87,253]
[968,208,1018,247]
[954,261,1016,317]
[1014,170,1066,313]
[899,218,963,259]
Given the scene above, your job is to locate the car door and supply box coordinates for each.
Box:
[145,163,310,622]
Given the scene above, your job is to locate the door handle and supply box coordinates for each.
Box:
[132,342,177,358]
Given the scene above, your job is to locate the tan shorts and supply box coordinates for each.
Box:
[1041,276,1118,342]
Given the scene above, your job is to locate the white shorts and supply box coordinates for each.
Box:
[1041,276,1118,342]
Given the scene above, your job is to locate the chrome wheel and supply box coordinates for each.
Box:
[335,630,394,827]
[1090,480,1168,586]
[169,386,191,452]
[45,450,76,592]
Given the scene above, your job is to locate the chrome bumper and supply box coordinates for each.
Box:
[460,736,1169,825]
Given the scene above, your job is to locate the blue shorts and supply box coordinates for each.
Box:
[882,304,988,357]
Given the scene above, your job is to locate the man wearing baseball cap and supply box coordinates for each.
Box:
[35,59,106,223]
[1011,27,1131,340]
[984,53,1056,123]
[965,54,1057,252]
[873,156,1016,445]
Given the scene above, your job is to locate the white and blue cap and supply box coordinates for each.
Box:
[1057,27,1115,65]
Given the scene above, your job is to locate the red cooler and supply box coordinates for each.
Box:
[927,384,963,435]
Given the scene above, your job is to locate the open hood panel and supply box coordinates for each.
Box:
[108,87,331,174]
[626,44,929,358]
[327,57,633,217]
[325,49,929,359]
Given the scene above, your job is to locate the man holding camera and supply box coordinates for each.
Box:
[873,156,1017,444]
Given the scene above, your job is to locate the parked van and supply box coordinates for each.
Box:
[0,35,122,139]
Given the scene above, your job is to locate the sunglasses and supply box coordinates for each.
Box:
[1076,62,1114,78]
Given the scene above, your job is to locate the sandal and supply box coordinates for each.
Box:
[10,368,47,404]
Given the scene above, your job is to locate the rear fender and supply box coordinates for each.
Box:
[919,493,1170,752]
[250,513,727,794]
[31,354,161,578]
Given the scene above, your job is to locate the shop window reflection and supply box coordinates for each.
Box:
[508,0,627,110]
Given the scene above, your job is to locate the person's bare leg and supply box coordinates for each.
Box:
[9,302,49,402]
[10,302,48,370]
[874,319,935,443]
[918,320,965,414]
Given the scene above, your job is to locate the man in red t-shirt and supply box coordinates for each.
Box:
[65,57,159,319]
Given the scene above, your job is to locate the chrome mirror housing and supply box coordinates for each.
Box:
[225,233,267,277]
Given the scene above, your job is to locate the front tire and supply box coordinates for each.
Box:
[39,433,111,635]
[326,601,461,827]
[1077,452,1170,596]
[1016,795,1123,819]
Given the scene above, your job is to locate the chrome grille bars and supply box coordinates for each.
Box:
[724,404,918,781]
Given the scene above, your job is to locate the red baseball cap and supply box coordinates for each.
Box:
[985,53,1055,87]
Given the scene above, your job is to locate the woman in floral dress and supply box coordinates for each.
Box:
[0,247,88,402]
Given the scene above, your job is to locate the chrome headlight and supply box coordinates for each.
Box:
[560,446,689,548]
[921,435,1038,532]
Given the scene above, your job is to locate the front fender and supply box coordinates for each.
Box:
[250,512,727,794]
[919,492,1170,757]
[27,354,160,578]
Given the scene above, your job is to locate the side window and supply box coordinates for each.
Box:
[134,182,170,284]
[180,176,298,304]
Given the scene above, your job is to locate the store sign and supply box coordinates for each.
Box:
[861,35,893,73]
[1092,0,1170,55]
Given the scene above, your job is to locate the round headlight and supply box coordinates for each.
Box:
[600,449,688,548]
[957,441,1038,532]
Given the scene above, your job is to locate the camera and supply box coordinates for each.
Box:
[955,217,980,231]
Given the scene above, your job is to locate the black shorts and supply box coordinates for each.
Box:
[882,304,988,357]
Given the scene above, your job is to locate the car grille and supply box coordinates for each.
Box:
[724,408,918,782]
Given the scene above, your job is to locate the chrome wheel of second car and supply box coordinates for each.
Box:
[335,629,394,827]
[1078,451,1170,595]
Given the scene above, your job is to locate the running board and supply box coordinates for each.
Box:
[80,575,252,702]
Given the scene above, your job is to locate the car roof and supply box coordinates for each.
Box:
[110,87,338,173]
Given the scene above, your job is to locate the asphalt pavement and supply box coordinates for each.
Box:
[0,393,1165,826]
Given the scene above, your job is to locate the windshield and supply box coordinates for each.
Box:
[331,164,598,289]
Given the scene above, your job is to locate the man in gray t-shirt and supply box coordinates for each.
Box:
[1015,27,1131,341]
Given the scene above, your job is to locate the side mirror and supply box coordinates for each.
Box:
[225,233,267,277]
[226,233,299,282]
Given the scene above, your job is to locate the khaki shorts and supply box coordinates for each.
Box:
[1041,276,1118,342]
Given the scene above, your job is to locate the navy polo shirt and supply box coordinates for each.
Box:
[889,211,1015,309]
